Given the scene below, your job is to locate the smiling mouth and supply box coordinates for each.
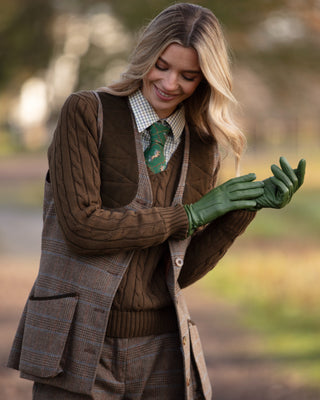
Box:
[154,86,177,101]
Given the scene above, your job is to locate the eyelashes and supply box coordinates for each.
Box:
[155,63,166,71]
[154,63,196,82]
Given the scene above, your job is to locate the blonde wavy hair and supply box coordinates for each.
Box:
[106,3,246,170]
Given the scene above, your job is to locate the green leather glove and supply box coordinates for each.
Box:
[253,156,306,210]
[184,173,264,235]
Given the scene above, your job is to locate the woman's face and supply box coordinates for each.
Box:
[142,43,203,119]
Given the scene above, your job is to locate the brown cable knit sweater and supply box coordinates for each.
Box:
[107,141,184,337]
[48,90,256,337]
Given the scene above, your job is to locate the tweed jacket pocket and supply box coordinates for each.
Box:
[19,293,78,379]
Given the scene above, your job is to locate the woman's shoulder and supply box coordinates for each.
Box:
[94,89,129,106]
[61,90,99,114]
[64,89,125,105]
[60,89,126,117]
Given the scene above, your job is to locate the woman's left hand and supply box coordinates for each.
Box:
[254,156,306,210]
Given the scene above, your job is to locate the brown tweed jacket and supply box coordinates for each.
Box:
[7,91,256,400]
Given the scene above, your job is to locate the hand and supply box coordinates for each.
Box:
[254,156,306,210]
[184,173,264,235]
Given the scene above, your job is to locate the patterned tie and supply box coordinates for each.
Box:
[144,121,171,173]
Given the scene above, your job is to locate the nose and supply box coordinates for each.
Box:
[162,72,179,91]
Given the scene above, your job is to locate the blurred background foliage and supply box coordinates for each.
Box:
[0,0,54,92]
[0,0,319,390]
[0,0,319,151]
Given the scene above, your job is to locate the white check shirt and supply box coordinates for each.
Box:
[129,89,185,165]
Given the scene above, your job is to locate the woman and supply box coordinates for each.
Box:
[8,3,305,399]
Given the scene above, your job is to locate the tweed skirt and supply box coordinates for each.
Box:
[32,332,204,400]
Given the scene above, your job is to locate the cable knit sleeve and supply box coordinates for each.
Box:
[48,91,189,256]
[178,209,256,288]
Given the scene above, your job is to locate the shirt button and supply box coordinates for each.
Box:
[175,257,183,267]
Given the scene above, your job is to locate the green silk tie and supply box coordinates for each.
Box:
[144,121,171,173]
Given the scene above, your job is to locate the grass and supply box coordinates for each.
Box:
[200,238,320,386]
[245,189,320,240]
[200,147,320,387]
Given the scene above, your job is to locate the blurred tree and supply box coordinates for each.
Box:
[0,0,54,91]
[0,0,318,150]
[109,0,320,87]
[110,0,287,32]
[110,0,320,101]
[1,0,318,93]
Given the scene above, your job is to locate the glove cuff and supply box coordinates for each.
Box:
[184,205,196,236]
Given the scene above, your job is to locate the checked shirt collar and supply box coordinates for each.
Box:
[129,89,185,144]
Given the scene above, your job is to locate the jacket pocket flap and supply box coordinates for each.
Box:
[19,293,78,378]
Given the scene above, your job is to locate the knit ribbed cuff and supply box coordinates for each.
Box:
[159,204,189,240]
[220,209,257,235]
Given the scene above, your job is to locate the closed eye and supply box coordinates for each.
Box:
[155,62,167,71]
[155,63,198,82]
[182,75,196,82]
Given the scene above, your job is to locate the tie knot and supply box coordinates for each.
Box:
[149,121,171,146]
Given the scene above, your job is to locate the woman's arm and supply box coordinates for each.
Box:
[178,209,256,288]
[48,92,189,255]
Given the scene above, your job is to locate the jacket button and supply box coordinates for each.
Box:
[182,336,187,346]
[175,257,183,267]
[186,377,190,386]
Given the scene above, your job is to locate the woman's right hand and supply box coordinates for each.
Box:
[184,173,264,235]
[252,157,306,210]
